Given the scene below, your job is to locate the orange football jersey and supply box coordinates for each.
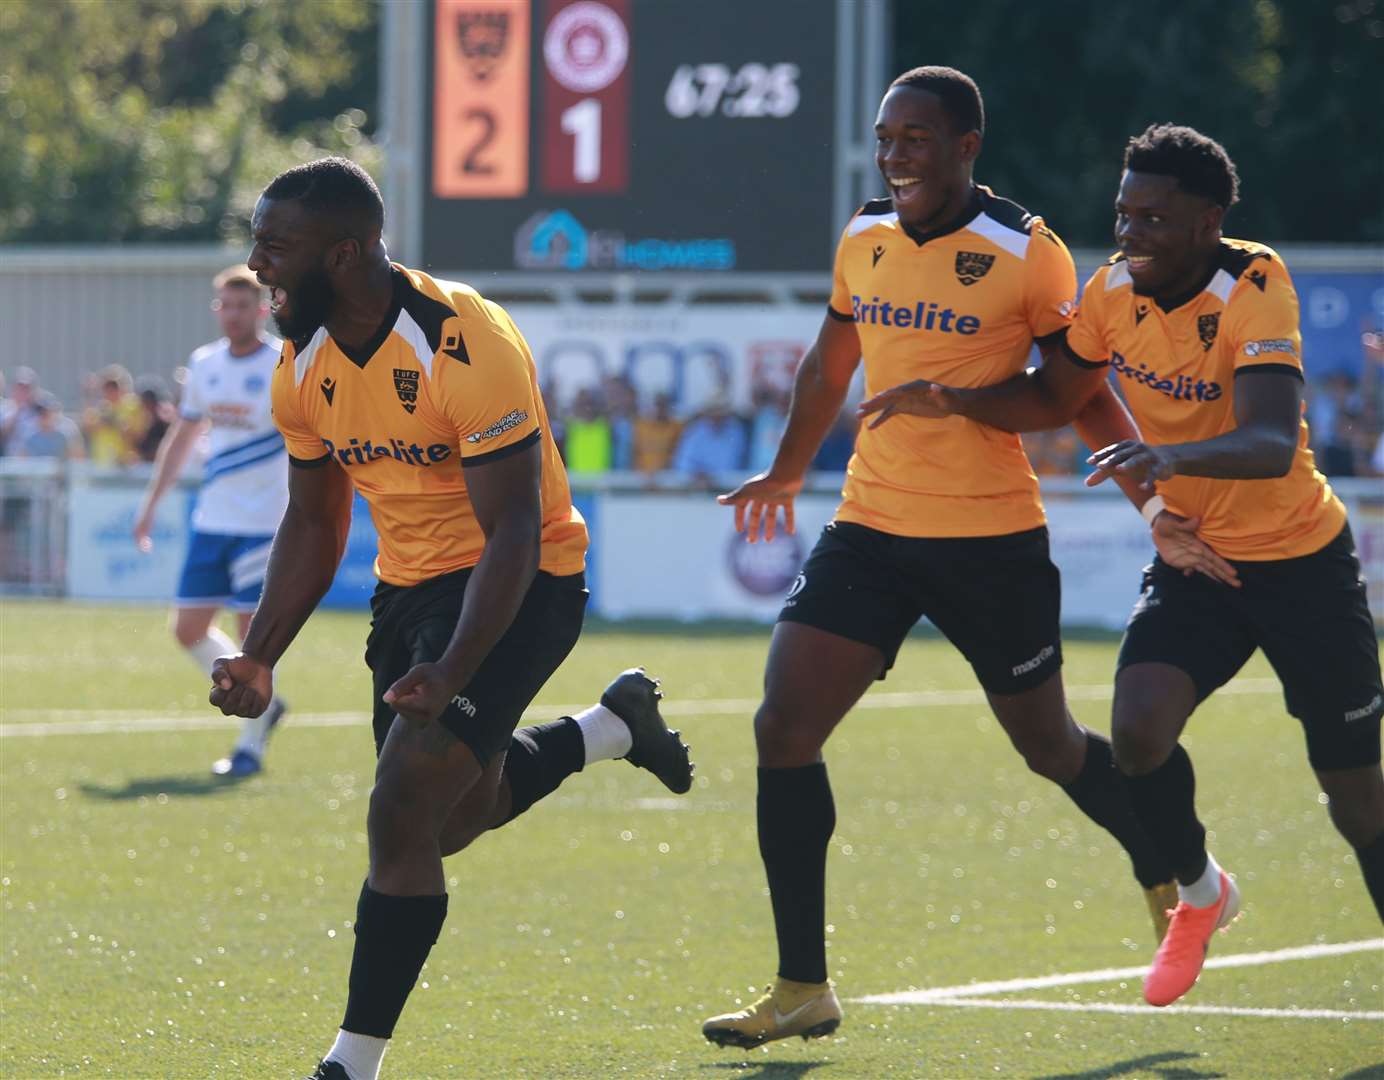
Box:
[829,186,1078,537]
[271,265,587,586]
[1067,240,1345,560]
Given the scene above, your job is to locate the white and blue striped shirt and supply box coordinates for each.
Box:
[180,337,288,536]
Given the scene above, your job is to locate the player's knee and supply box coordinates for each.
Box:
[366,775,435,854]
[753,700,824,767]
[1111,710,1175,776]
[171,618,204,649]
[1319,780,1384,848]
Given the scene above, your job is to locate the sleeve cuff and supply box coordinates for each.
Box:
[289,451,333,469]
[1234,363,1303,381]
[461,427,541,467]
[826,306,855,323]
[1059,337,1108,370]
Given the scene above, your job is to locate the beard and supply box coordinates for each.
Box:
[272,266,336,342]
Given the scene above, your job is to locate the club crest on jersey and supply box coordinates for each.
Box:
[455,11,510,81]
[393,368,420,414]
[955,251,995,286]
[1198,313,1220,351]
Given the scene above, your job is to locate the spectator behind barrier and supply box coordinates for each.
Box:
[1,367,42,455]
[604,375,637,470]
[82,364,145,466]
[132,377,175,463]
[633,392,682,477]
[19,392,84,461]
[671,394,747,487]
[747,386,790,473]
[563,387,613,474]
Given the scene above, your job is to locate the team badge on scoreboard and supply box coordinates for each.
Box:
[954,251,995,286]
[543,1,629,94]
[455,10,510,81]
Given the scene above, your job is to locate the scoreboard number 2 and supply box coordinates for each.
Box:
[433,0,531,199]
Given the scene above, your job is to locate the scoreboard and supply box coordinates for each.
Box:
[421,0,843,273]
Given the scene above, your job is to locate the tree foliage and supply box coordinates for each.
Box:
[894,0,1384,246]
[0,0,379,243]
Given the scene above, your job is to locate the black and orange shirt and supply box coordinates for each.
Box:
[1067,240,1345,561]
[829,186,1078,537]
[271,265,587,586]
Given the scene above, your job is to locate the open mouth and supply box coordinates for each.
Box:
[269,286,288,314]
[1124,254,1154,274]
[888,176,924,208]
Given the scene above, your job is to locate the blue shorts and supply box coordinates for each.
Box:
[176,531,275,610]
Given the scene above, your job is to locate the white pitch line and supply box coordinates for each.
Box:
[856,938,1384,1006]
[0,678,1281,738]
[921,998,1383,1021]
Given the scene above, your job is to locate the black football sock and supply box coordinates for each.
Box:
[758,764,836,985]
[1123,743,1209,885]
[341,883,448,1038]
[497,717,585,825]
[1061,732,1176,888]
[1353,830,1384,923]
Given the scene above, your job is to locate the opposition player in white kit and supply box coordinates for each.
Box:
[134,265,291,776]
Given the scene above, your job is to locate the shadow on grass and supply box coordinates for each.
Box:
[1343,1065,1384,1080]
[698,1063,835,1078]
[78,773,252,801]
[1036,1050,1223,1080]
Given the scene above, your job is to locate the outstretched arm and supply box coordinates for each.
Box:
[133,416,205,551]
[1087,369,1300,486]
[857,335,1110,433]
[719,312,861,542]
[210,459,353,717]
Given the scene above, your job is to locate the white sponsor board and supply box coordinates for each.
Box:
[509,303,828,415]
[592,490,1155,628]
[66,484,191,601]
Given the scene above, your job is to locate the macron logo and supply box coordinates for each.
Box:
[1344,693,1382,724]
[1012,644,1056,678]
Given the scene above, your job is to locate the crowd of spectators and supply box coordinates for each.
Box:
[0,365,176,465]
[545,375,859,485]
[7,333,1383,481]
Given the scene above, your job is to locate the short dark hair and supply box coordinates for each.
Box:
[1123,124,1240,209]
[263,157,385,234]
[889,66,984,136]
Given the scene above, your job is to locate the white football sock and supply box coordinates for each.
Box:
[575,703,633,766]
[1178,852,1224,908]
[185,627,237,675]
[233,699,280,757]
[325,1029,387,1080]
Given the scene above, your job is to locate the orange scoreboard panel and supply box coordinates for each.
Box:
[423,0,838,272]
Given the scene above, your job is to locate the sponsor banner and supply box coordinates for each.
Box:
[510,303,828,415]
[592,492,1155,627]
[593,493,837,621]
[66,485,191,601]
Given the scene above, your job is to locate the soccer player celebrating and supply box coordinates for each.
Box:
[704,69,1227,1050]
[209,158,694,1080]
[860,124,1384,1007]
[133,265,290,777]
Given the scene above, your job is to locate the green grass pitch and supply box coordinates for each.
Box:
[2,600,1380,1078]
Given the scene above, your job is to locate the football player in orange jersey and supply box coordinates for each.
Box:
[208,158,693,1080]
[704,69,1232,1050]
[862,124,1383,1008]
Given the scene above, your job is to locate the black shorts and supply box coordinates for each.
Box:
[365,568,588,764]
[1118,523,1383,771]
[779,521,1063,695]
